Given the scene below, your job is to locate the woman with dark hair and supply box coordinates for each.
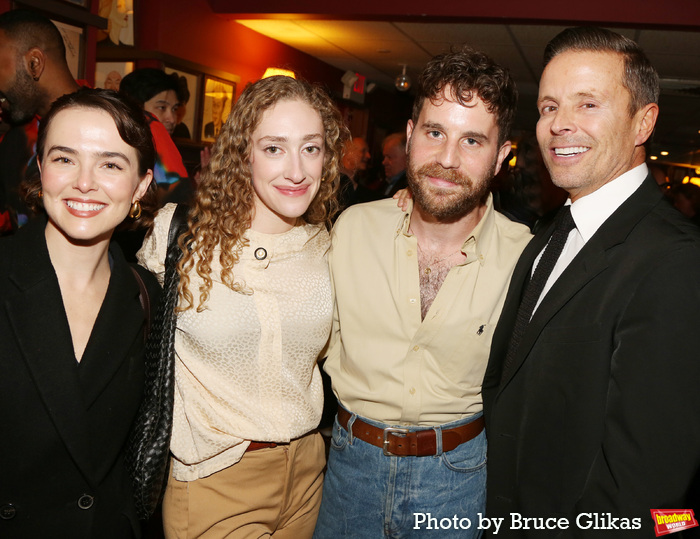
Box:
[119,68,191,204]
[120,68,181,135]
[138,75,348,538]
[0,88,160,538]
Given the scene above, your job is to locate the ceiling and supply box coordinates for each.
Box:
[236,18,700,168]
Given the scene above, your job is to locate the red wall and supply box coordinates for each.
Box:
[137,0,344,99]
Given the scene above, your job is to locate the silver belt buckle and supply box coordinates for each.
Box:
[383,427,410,456]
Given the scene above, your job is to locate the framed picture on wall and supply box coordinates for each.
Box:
[53,20,84,79]
[97,0,135,46]
[200,75,235,142]
[94,61,134,91]
[165,67,199,140]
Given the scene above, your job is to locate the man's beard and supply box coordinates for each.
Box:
[406,153,495,221]
[3,68,45,125]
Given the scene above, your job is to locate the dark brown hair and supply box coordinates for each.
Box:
[412,46,518,146]
[23,87,158,229]
[543,27,659,116]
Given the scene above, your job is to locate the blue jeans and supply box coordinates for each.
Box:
[313,411,486,538]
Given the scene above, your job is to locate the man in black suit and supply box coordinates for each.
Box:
[483,26,700,537]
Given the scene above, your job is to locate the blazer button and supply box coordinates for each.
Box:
[0,504,16,519]
[77,494,94,510]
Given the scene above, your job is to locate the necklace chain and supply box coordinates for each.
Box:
[416,242,462,275]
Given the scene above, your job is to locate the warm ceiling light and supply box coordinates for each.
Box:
[660,151,669,156]
[395,65,411,92]
[262,68,296,79]
[650,155,658,160]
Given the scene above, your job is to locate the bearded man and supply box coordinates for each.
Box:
[314,47,532,539]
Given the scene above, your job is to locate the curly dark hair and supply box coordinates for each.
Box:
[177,75,349,312]
[22,87,158,230]
[543,26,659,117]
[412,46,518,147]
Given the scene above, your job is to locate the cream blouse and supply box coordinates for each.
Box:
[138,204,332,481]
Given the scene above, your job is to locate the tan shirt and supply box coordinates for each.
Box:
[325,196,531,426]
[138,204,332,480]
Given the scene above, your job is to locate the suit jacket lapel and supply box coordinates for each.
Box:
[498,175,663,389]
[4,220,98,487]
[487,217,554,377]
[78,243,145,407]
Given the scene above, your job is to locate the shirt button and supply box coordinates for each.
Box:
[407,249,413,256]
[409,387,416,395]
[0,504,16,519]
[409,298,416,304]
[77,494,94,510]
[413,345,419,352]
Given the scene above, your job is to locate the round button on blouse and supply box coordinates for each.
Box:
[77,494,94,510]
[254,247,268,260]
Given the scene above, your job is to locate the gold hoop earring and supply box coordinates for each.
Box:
[38,190,43,198]
[129,200,142,219]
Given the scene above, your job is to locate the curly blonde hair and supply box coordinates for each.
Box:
[177,75,349,312]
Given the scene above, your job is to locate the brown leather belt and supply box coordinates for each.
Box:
[337,407,484,457]
[246,441,288,452]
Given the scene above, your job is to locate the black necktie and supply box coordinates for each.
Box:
[501,205,575,381]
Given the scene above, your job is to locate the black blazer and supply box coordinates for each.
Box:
[483,176,700,537]
[0,217,160,538]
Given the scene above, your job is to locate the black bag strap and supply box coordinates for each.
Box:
[130,203,190,519]
[167,203,190,266]
[129,202,188,343]
[158,203,189,361]
[131,266,150,341]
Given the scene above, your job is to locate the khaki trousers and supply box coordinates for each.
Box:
[163,432,325,539]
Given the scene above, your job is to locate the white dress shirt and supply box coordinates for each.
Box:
[533,164,649,313]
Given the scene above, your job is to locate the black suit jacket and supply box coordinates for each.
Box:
[0,217,160,538]
[483,176,700,537]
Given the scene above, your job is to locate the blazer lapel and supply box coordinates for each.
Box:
[77,243,146,408]
[498,175,663,389]
[4,222,98,487]
[488,226,551,366]
[499,240,609,387]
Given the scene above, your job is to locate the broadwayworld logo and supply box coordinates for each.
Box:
[651,509,698,536]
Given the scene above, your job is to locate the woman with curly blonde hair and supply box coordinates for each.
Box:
[138,75,348,538]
